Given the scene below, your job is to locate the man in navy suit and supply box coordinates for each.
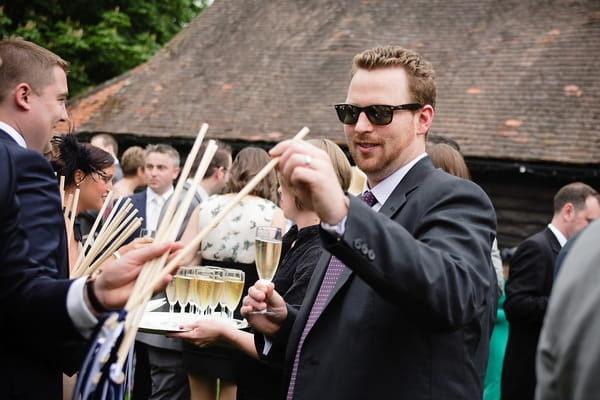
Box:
[242,45,498,399]
[122,143,192,400]
[0,37,180,400]
[125,143,181,241]
[502,182,600,400]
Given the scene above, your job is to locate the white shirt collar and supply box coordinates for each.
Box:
[0,121,27,148]
[363,153,428,211]
[146,186,174,204]
[548,223,567,247]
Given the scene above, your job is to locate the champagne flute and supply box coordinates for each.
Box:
[250,226,282,314]
[205,266,225,318]
[221,269,245,320]
[175,266,192,322]
[165,278,177,324]
[195,266,214,317]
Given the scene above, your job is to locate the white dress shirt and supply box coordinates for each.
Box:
[146,187,174,231]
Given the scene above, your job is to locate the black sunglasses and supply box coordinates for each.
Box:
[334,103,422,125]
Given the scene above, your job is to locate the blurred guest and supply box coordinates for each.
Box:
[112,145,147,198]
[91,133,122,182]
[50,134,114,268]
[536,217,600,400]
[120,143,184,400]
[172,138,352,400]
[158,140,232,240]
[502,182,600,399]
[180,146,285,400]
[136,141,233,400]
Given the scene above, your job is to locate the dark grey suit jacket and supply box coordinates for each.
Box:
[502,227,560,400]
[258,156,498,400]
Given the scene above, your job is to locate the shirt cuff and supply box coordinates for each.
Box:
[262,335,273,356]
[67,276,99,339]
[320,215,347,237]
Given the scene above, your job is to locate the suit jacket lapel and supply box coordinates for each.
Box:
[328,157,436,301]
[378,156,435,219]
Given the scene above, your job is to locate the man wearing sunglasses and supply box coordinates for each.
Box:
[243,45,498,400]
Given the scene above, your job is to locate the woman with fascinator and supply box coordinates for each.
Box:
[50,134,115,268]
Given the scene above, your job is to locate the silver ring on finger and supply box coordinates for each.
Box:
[304,154,312,167]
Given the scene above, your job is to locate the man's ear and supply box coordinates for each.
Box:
[15,83,33,111]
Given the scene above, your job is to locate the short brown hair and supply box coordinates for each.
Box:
[553,182,598,215]
[224,147,278,203]
[426,142,471,180]
[0,37,69,102]
[191,140,232,178]
[120,146,146,177]
[351,45,436,109]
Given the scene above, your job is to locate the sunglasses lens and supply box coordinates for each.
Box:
[365,105,393,125]
[335,104,359,124]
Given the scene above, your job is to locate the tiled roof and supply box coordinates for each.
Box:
[70,0,600,164]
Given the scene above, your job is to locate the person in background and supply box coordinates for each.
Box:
[49,134,115,269]
[158,140,233,240]
[135,140,233,400]
[180,146,285,400]
[171,138,352,400]
[119,143,185,400]
[91,133,122,183]
[536,217,600,400]
[426,139,506,400]
[112,145,147,198]
[501,182,600,400]
[242,44,497,400]
[0,36,179,400]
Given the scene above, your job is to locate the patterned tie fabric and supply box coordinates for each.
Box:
[287,191,377,399]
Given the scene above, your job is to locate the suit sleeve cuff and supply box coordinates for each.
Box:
[67,276,99,339]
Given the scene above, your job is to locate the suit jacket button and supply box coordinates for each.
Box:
[368,249,375,260]
[353,238,363,249]
[361,244,369,255]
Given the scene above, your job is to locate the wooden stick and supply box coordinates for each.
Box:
[72,191,114,273]
[157,124,208,243]
[71,198,136,278]
[67,188,80,244]
[85,217,143,276]
[59,175,65,206]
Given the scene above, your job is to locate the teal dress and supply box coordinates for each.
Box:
[483,290,508,400]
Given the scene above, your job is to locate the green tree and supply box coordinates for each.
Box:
[0,1,208,95]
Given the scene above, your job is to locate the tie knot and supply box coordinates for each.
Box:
[360,190,377,207]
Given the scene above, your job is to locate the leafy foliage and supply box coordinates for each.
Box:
[0,1,208,95]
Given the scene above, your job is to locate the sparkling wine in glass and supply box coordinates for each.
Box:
[205,267,225,317]
[221,269,245,320]
[165,278,177,314]
[250,226,282,314]
[175,266,192,321]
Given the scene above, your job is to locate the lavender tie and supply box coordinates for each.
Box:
[287,191,377,399]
